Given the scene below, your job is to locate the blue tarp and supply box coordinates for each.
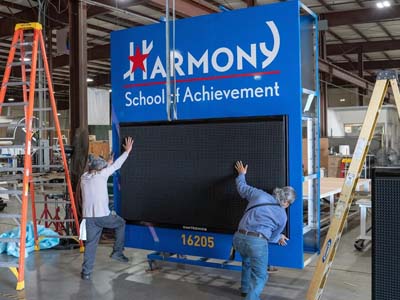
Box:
[0,222,60,257]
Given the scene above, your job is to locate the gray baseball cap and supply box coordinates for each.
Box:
[88,155,108,171]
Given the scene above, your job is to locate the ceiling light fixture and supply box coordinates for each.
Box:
[376,1,390,8]
[87,78,94,82]
[383,0,391,6]
[339,98,346,102]
[8,98,15,102]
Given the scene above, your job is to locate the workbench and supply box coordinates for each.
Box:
[303,177,370,221]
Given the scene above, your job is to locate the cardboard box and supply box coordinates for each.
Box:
[328,155,342,177]
[89,141,109,158]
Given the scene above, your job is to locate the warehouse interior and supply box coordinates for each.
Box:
[0,0,400,299]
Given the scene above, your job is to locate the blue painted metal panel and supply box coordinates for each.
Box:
[111,0,307,269]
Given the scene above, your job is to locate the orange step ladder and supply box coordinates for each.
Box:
[0,22,82,291]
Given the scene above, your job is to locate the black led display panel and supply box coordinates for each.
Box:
[372,167,400,300]
[119,116,287,234]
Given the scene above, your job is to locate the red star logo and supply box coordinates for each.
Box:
[128,46,149,73]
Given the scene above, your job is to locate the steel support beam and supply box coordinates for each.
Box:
[319,32,328,136]
[327,40,400,56]
[358,49,364,105]
[0,0,145,38]
[53,44,110,68]
[318,58,374,92]
[69,0,89,192]
[335,59,400,71]
[148,0,212,17]
[321,5,400,27]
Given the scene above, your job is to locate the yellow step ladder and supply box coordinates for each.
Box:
[307,70,400,300]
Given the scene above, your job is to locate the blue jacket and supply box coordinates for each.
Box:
[236,174,287,243]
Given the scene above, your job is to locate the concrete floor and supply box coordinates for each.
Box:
[0,225,371,300]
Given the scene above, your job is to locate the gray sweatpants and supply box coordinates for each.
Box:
[82,214,126,275]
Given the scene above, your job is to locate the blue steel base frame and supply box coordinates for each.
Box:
[147,252,242,272]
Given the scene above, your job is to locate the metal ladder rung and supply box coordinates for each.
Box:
[32,127,56,131]
[0,123,56,129]
[34,200,69,204]
[33,107,52,112]
[0,145,58,150]
[42,145,58,150]
[0,237,20,243]
[0,175,22,181]
[32,164,63,168]
[42,193,65,198]
[0,145,25,149]
[0,213,21,219]
[34,88,49,92]
[0,126,55,131]
[37,219,75,222]
[0,261,19,268]
[13,42,33,47]
[0,123,24,128]
[41,182,66,186]
[2,81,30,87]
[25,68,45,72]
[8,62,31,67]
[0,102,28,107]
[0,144,54,149]
[0,190,22,195]
[0,167,24,172]
[39,235,77,239]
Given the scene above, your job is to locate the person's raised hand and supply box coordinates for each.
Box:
[235,161,248,175]
[123,137,134,154]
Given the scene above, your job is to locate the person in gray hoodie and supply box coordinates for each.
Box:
[80,137,134,280]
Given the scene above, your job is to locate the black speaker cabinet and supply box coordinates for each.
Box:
[372,167,400,300]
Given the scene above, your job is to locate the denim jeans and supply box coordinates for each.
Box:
[82,214,126,275]
[233,232,269,300]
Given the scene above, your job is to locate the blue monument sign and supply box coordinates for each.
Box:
[111,1,317,269]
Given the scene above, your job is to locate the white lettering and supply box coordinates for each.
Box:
[241,88,254,99]
[183,87,193,102]
[188,51,209,75]
[274,82,280,96]
[211,47,234,72]
[123,82,280,108]
[125,92,133,107]
[214,90,222,100]
[142,40,154,80]
[265,86,273,97]
[231,89,239,99]
[194,92,202,101]
[150,57,167,79]
[254,87,264,97]
[237,44,257,70]
[124,21,281,82]
[171,50,185,76]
